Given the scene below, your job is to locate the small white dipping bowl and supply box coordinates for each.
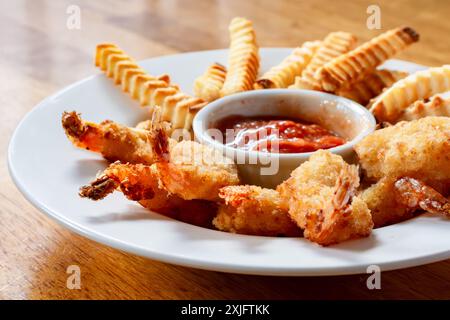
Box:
[193,89,376,188]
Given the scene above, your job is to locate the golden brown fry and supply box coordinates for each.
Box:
[277,150,373,246]
[214,185,302,236]
[337,69,408,106]
[290,32,357,90]
[370,65,450,122]
[354,117,450,184]
[398,95,450,121]
[254,41,320,89]
[95,43,206,132]
[61,111,175,164]
[193,63,227,102]
[220,17,259,96]
[316,27,419,92]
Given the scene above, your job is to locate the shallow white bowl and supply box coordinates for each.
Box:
[193,89,376,188]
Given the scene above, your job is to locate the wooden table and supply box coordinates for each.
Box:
[1,0,449,300]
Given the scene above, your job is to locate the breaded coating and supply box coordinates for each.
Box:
[277,150,373,246]
[354,117,450,184]
[61,111,176,164]
[316,27,419,92]
[220,17,259,96]
[290,32,356,90]
[360,177,415,228]
[254,41,319,89]
[337,70,407,106]
[398,95,450,121]
[214,185,302,237]
[194,63,227,102]
[155,140,240,201]
[370,65,450,123]
[79,162,217,228]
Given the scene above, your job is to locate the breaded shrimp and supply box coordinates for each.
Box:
[154,140,240,201]
[62,111,175,164]
[354,117,450,184]
[277,150,373,246]
[360,177,415,228]
[214,185,302,237]
[79,162,217,227]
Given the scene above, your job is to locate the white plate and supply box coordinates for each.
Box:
[8,49,450,276]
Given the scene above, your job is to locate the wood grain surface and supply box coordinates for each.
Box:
[1,0,449,300]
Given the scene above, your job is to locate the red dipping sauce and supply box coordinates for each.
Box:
[216,115,346,153]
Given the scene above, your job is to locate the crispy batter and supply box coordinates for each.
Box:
[360,177,415,228]
[95,43,206,132]
[220,17,259,96]
[214,185,302,236]
[290,32,356,90]
[62,111,176,164]
[194,63,227,102]
[337,69,407,106]
[370,65,450,122]
[155,140,240,201]
[277,150,373,246]
[79,162,217,227]
[398,95,450,121]
[316,27,419,92]
[254,41,320,89]
[354,117,450,184]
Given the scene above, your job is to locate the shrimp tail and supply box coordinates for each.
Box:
[79,174,118,200]
[149,106,170,162]
[394,177,450,216]
[62,111,87,140]
[331,165,360,211]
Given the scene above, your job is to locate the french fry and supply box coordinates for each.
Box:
[398,95,450,121]
[193,63,227,102]
[220,17,259,96]
[337,69,408,106]
[290,32,357,90]
[316,27,419,92]
[95,43,205,132]
[370,65,450,122]
[254,41,320,89]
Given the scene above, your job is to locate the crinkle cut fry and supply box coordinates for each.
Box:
[398,95,450,121]
[95,43,206,132]
[336,69,407,106]
[290,32,356,90]
[194,63,227,102]
[255,41,320,89]
[370,65,450,122]
[220,17,259,96]
[316,26,419,92]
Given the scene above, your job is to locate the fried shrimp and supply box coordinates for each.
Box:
[154,140,240,201]
[277,150,373,246]
[79,162,217,227]
[214,185,302,237]
[360,177,415,227]
[62,111,175,164]
[394,177,450,217]
[354,117,450,184]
